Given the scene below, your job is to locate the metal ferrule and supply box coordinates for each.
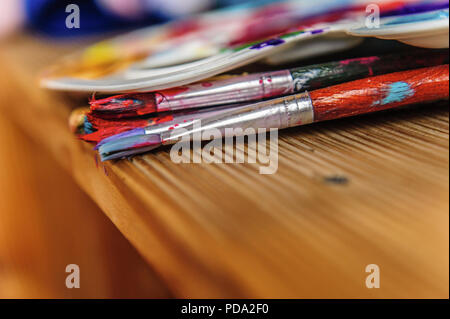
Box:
[160,92,314,144]
[156,70,294,111]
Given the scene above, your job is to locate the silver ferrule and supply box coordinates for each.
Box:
[160,91,314,144]
[156,70,294,111]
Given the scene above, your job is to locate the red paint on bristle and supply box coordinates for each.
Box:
[310,64,449,122]
[86,113,149,130]
[79,113,174,143]
[90,93,158,117]
[80,126,138,143]
[90,87,191,118]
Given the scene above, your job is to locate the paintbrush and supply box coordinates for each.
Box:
[90,50,448,118]
[80,103,250,143]
[98,64,449,161]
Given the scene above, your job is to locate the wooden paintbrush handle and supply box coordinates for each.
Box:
[290,50,448,92]
[310,64,449,122]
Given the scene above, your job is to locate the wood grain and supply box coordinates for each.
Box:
[0,113,172,298]
[0,35,448,298]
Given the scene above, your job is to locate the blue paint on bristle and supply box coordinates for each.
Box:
[83,116,95,134]
[99,134,161,157]
[94,127,146,150]
[100,144,160,161]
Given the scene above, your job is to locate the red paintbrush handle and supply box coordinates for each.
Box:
[310,64,449,122]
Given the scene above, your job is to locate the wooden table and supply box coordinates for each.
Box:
[0,35,448,298]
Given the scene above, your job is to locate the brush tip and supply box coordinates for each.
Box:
[94,127,146,150]
[99,133,162,160]
[100,144,161,161]
[90,93,157,116]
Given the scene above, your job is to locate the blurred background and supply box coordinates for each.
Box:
[0,0,269,39]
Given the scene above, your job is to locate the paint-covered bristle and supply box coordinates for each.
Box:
[90,93,158,117]
[99,133,162,160]
[78,112,175,144]
[83,117,95,134]
[81,125,149,144]
[94,127,146,150]
[100,145,161,161]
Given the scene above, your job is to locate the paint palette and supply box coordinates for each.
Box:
[40,0,449,93]
[41,0,362,93]
[349,8,449,48]
[42,26,354,93]
[264,32,364,65]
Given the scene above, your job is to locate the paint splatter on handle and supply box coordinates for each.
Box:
[310,64,449,122]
